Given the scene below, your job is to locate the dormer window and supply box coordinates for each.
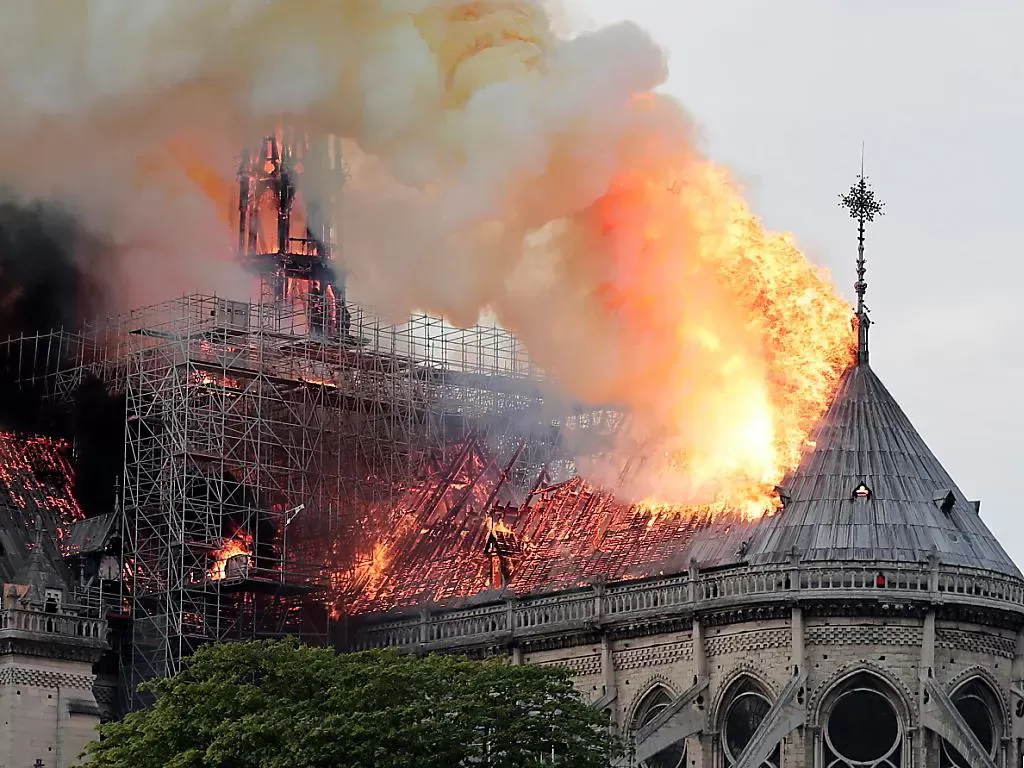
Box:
[44,588,62,614]
[932,489,956,515]
[853,482,872,500]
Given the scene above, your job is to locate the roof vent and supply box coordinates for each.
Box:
[852,482,872,500]
[970,500,981,516]
[932,489,956,515]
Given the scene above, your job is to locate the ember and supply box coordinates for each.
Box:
[330,441,756,616]
[0,431,83,533]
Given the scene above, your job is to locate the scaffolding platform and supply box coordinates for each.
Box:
[211,576,324,597]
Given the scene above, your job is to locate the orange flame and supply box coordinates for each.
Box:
[134,137,237,230]
[208,530,253,582]
[488,516,514,536]
[570,101,856,518]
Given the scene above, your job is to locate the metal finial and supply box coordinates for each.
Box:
[839,152,884,365]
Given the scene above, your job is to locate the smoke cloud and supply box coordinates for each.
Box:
[0,1,854,510]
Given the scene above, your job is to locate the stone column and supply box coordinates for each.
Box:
[791,606,810,768]
[418,607,431,645]
[917,609,937,768]
[791,605,805,677]
[688,731,712,768]
[601,634,616,697]
[692,618,708,681]
[689,618,709,767]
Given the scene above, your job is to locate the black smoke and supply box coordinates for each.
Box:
[0,198,87,334]
[72,374,125,519]
[0,195,123,518]
[0,196,100,430]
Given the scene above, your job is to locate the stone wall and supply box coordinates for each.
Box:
[0,655,100,767]
[349,558,1024,766]
[512,612,1021,767]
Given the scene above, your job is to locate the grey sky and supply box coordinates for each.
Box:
[581,1,1024,565]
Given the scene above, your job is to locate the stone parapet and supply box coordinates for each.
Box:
[348,559,1024,651]
[0,609,106,642]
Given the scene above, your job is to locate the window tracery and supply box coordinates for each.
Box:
[720,678,780,768]
[632,686,686,768]
[822,676,902,767]
[940,679,1001,767]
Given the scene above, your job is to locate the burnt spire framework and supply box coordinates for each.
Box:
[839,152,885,365]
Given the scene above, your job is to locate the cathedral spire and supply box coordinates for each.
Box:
[839,147,884,365]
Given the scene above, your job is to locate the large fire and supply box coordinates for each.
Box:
[0,2,856,518]
[208,530,254,582]
[573,147,855,516]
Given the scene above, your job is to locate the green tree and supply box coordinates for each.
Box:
[85,639,622,768]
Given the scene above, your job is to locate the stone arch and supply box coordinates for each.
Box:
[814,665,913,768]
[626,674,682,729]
[629,680,690,768]
[710,663,779,725]
[714,666,780,768]
[946,665,1009,734]
[809,660,916,729]
[941,668,1006,764]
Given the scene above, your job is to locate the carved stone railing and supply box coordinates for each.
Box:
[350,560,1024,651]
[0,608,107,642]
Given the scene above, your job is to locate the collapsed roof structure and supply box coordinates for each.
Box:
[337,357,1019,617]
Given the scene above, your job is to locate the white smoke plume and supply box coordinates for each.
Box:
[0,1,854,510]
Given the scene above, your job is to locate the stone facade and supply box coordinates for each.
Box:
[0,592,108,767]
[589,612,1019,767]
[0,656,104,768]
[350,557,1024,767]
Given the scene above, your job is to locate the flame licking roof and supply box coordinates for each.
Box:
[741,364,1020,575]
[337,440,760,616]
[338,360,1021,616]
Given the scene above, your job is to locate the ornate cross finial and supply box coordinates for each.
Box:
[839,146,884,365]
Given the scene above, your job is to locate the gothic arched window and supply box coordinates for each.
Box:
[940,679,1001,767]
[720,678,780,768]
[823,679,903,767]
[632,686,686,768]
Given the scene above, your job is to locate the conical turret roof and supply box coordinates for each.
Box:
[744,362,1020,577]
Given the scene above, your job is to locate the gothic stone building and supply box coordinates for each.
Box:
[344,356,1024,768]
[0,509,107,768]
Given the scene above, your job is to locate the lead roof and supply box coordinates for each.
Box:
[341,357,1021,614]
[745,362,1020,577]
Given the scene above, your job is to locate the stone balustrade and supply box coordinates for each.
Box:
[350,559,1024,651]
[0,608,106,642]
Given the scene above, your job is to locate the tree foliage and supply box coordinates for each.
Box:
[85,640,622,768]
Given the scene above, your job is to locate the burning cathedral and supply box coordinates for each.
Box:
[0,131,1019,768]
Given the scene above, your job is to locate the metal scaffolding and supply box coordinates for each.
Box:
[0,131,622,706]
[0,282,622,707]
[106,285,596,698]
